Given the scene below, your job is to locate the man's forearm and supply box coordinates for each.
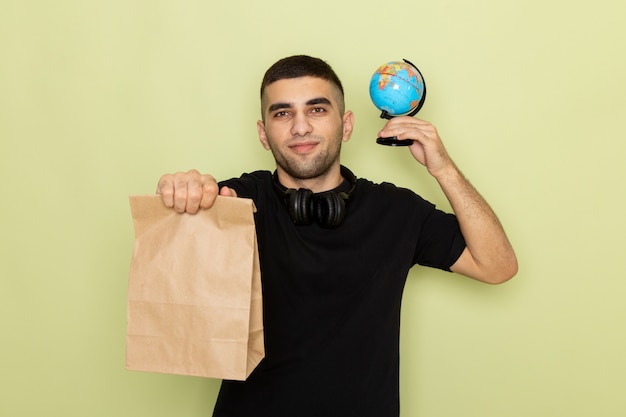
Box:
[435,164,518,283]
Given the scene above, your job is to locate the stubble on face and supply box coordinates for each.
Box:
[268,128,344,181]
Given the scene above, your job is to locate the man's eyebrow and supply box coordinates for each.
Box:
[307,97,332,106]
[267,97,333,113]
[268,102,292,113]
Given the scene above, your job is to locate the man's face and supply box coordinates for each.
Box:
[257,76,353,183]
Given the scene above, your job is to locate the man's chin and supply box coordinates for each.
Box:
[279,160,334,181]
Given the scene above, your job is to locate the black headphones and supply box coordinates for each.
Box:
[273,166,357,228]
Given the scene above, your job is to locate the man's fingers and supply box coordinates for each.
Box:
[199,177,220,209]
[172,171,192,213]
[219,186,238,198]
[157,170,221,213]
[157,174,175,208]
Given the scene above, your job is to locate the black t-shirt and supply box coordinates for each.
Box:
[213,167,465,417]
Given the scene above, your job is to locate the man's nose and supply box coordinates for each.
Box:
[290,112,313,137]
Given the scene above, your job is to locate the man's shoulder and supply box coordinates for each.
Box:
[220,170,273,184]
[218,170,274,200]
[355,176,416,197]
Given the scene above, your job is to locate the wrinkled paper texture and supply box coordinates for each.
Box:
[126,195,264,380]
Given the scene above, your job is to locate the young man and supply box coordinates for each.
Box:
[157,55,517,417]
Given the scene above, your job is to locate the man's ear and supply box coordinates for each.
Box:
[257,120,271,150]
[342,111,355,143]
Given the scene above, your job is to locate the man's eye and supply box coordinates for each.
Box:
[274,111,289,118]
[311,107,326,114]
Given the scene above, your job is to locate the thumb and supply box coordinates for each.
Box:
[219,186,238,198]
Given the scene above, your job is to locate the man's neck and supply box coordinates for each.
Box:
[276,165,343,192]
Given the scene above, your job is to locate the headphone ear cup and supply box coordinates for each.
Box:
[287,188,313,225]
[314,192,347,229]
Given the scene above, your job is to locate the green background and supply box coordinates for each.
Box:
[2,0,625,416]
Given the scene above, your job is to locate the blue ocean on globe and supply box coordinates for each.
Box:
[369,61,425,117]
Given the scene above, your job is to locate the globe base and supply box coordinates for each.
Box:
[376,136,413,146]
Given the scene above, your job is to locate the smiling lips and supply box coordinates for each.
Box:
[288,140,319,154]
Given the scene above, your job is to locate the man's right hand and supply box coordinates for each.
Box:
[156,169,237,214]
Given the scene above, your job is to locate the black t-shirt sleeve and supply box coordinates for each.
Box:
[413,206,466,271]
[353,179,466,273]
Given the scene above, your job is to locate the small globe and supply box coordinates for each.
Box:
[369,60,426,118]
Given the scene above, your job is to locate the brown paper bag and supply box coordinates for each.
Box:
[126,195,264,381]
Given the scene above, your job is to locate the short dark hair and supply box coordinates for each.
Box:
[260,55,344,100]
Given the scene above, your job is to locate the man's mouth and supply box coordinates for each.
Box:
[289,141,318,154]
